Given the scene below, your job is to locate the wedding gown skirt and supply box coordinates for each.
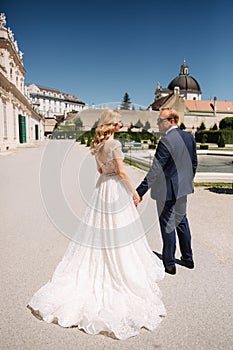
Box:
[28,174,166,340]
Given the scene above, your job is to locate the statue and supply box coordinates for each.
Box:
[0,13,6,28]
[19,51,24,59]
[14,40,19,52]
[8,27,14,41]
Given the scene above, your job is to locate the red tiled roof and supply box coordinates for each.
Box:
[185,100,233,112]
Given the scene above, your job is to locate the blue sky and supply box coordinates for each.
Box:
[1,0,233,107]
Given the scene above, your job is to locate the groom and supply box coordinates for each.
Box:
[136,108,198,275]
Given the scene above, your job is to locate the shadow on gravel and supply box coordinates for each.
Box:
[206,187,233,195]
[153,251,190,267]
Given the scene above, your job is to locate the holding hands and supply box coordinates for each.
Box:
[133,191,142,207]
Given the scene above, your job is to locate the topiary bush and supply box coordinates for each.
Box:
[217,133,225,148]
[201,133,208,144]
[179,122,186,130]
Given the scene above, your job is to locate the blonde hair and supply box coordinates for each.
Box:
[160,107,180,124]
[90,109,121,153]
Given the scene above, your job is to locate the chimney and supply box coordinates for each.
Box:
[213,96,217,114]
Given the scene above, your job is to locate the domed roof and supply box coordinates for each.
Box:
[167,61,201,93]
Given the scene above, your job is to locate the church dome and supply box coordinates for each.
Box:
[167,61,201,93]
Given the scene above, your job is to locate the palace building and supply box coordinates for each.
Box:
[0,13,44,151]
[25,84,86,136]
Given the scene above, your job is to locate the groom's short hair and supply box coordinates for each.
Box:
[160,108,179,124]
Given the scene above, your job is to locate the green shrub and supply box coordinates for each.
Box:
[149,144,156,150]
[201,133,208,144]
[219,117,233,130]
[217,133,225,148]
[200,144,209,150]
[199,122,206,130]
[80,134,86,144]
[179,122,186,130]
[86,133,92,147]
[195,130,233,144]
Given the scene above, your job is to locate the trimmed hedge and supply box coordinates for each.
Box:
[195,130,233,144]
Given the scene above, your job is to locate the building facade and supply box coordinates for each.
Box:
[25,84,86,119]
[150,60,233,131]
[0,13,44,151]
[25,84,87,136]
[154,60,202,101]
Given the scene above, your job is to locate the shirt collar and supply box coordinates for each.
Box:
[166,125,178,135]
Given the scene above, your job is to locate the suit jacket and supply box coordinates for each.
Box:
[136,128,198,201]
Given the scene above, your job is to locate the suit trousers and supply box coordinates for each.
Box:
[156,195,193,266]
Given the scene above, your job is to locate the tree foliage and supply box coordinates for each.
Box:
[217,133,225,147]
[219,117,233,130]
[121,92,131,110]
[199,121,206,130]
[201,133,208,144]
[73,116,83,129]
[79,134,86,144]
[91,119,100,130]
[179,122,186,130]
[86,132,92,147]
[144,121,151,130]
[134,119,144,128]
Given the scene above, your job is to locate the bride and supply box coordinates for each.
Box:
[27,109,166,340]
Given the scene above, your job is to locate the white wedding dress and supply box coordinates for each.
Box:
[28,139,166,340]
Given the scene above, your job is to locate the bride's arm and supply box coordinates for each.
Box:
[114,157,140,205]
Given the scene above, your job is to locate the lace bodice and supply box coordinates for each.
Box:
[94,139,124,175]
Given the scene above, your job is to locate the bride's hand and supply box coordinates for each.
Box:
[133,191,140,207]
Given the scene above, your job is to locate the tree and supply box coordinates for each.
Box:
[134,132,141,143]
[179,122,186,130]
[121,92,131,110]
[219,117,233,130]
[134,119,144,128]
[199,121,206,130]
[79,134,86,144]
[217,133,225,147]
[74,116,83,130]
[201,133,208,144]
[127,122,134,132]
[144,121,151,130]
[150,134,157,145]
[86,132,92,147]
[91,119,100,130]
[212,123,218,130]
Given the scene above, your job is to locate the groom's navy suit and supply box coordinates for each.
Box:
[136,127,198,267]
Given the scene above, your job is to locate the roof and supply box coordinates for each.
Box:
[63,93,85,104]
[168,75,201,93]
[185,100,233,112]
[167,61,201,93]
[149,93,174,110]
[37,85,61,94]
